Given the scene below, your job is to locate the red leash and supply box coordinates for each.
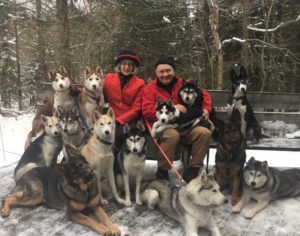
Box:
[145,120,184,181]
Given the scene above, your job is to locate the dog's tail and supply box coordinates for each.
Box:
[14,163,38,182]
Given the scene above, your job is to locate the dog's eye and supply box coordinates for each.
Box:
[56,123,59,126]
[100,123,104,126]
[136,137,140,141]
[49,125,52,128]
[256,173,262,177]
[61,77,64,80]
[55,79,58,82]
[212,189,217,193]
[89,78,92,81]
[250,172,255,176]
[165,111,169,115]
[96,77,99,80]
[108,122,112,125]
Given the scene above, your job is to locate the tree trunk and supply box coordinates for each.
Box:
[14,0,22,110]
[56,0,71,74]
[207,0,223,89]
[36,0,48,104]
[241,0,250,68]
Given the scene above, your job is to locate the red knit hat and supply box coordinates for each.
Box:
[115,50,141,67]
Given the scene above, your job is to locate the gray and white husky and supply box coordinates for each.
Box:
[117,121,147,206]
[15,115,62,182]
[142,169,227,236]
[232,156,300,219]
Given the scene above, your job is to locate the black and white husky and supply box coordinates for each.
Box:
[151,98,179,138]
[233,157,300,219]
[227,66,263,142]
[14,115,62,182]
[117,121,147,206]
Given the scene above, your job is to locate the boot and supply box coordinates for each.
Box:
[156,168,169,181]
[183,167,200,183]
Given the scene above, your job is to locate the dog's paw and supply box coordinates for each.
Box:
[124,199,132,207]
[118,198,127,206]
[243,210,256,219]
[136,199,143,206]
[232,204,241,213]
[1,208,9,218]
[101,198,109,205]
[109,225,121,236]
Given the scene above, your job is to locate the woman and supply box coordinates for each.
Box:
[103,50,144,155]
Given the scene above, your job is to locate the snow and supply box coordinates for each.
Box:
[1,112,300,167]
[1,112,300,235]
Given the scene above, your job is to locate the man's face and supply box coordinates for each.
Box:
[155,64,175,85]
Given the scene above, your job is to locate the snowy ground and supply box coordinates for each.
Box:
[1,113,300,236]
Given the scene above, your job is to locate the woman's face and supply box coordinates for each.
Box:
[155,64,175,85]
[120,59,135,76]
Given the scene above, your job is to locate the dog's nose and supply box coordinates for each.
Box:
[92,85,96,89]
[133,148,137,153]
[251,181,256,186]
[161,118,166,123]
[186,97,190,101]
[60,84,64,89]
[105,130,110,135]
[54,131,58,135]
[241,87,245,92]
[64,129,68,133]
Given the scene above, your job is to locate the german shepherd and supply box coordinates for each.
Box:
[215,108,246,206]
[1,156,121,235]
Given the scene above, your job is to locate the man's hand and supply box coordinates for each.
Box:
[175,104,187,113]
[202,109,209,120]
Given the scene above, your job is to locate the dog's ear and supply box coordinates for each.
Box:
[41,115,48,125]
[137,120,145,132]
[48,70,56,81]
[181,79,186,86]
[156,97,163,107]
[71,106,79,117]
[261,160,268,169]
[96,65,104,78]
[198,169,208,183]
[85,67,91,78]
[248,156,256,165]
[166,98,174,107]
[94,110,101,120]
[55,106,64,118]
[239,66,247,80]
[58,66,68,76]
[123,123,130,134]
[107,107,115,119]
[230,69,238,83]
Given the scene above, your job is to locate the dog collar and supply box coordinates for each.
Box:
[97,136,113,145]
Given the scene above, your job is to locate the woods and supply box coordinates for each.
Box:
[0,0,299,110]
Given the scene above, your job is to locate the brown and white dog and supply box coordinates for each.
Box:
[77,67,105,129]
[81,108,126,206]
[25,66,75,149]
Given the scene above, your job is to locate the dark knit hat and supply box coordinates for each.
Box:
[115,50,141,67]
[155,54,176,69]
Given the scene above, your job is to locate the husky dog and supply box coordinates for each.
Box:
[215,108,246,205]
[25,66,75,149]
[56,106,90,161]
[78,67,105,128]
[81,108,125,205]
[178,80,216,133]
[232,157,300,219]
[227,66,263,142]
[142,169,227,236]
[2,156,121,236]
[15,115,62,182]
[151,98,179,138]
[117,121,147,206]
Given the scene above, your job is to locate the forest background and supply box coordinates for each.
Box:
[0,0,299,110]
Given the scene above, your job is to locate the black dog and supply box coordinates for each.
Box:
[215,108,246,206]
[228,66,264,142]
[2,156,120,235]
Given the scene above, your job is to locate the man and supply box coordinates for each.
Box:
[142,54,211,182]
